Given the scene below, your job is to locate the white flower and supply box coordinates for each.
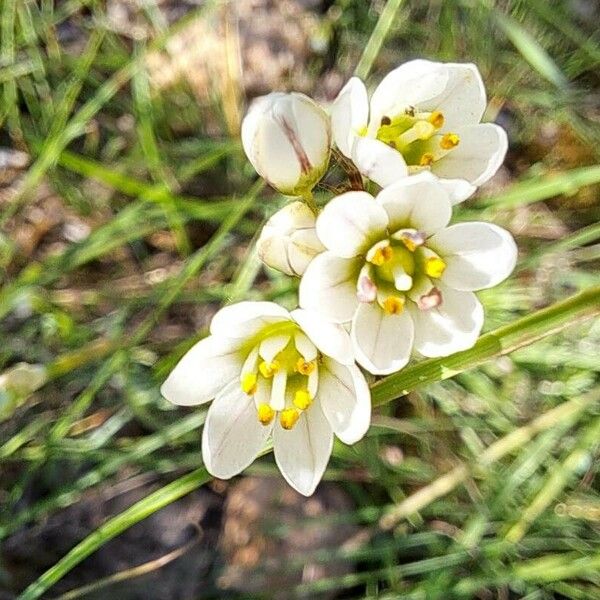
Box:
[257,201,325,276]
[299,172,517,375]
[161,301,371,496]
[331,60,508,201]
[242,92,331,196]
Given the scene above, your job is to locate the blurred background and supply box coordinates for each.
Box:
[1,0,599,598]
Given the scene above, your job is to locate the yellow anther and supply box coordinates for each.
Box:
[280,408,300,430]
[413,120,435,140]
[257,403,275,426]
[241,372,258,395]
[399,232,425,252]
[369,245,393,266]
[425,256,447,279]
[259,360,280,378]
[357,124,368,137]
[295,358,316,375]
[440,133,460,150]
[419,152,435,167]
[428,111,444,129]
[383,296,405,315]
[293,389,312,410]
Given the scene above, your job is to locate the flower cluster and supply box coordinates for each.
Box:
[162,59,517,495]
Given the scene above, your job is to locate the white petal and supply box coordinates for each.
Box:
[241,93,278,165]
[299,252,360,323]
[294,332,318,361]
[318,358,371,444]
[351,302,414,375]
[253,112,303,191]
[288,228,325,276]
[290,308,354,365]
[369,60,450,133]
[287,92,331,169]
[259,334,290,362]
[316,191,388,258]
[409,282,484,357]
[210,301,291,339]
[438,178,477,205]
[257,232,294,275]
[429,222,517,291]
[432,63,486,129]
[331,77,369,157]
[266,200,316,232]
[257,201,320,276]
[376,172,452,236]
[273,404,333,496]
[161,335,243,406]
[370,61,486,132]
[202,381,272,479]
[350,136,409,188]
[432,123,508,186]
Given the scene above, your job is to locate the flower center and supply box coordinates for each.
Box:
[357,231,447,314]
[372,109,460,171]
[239,327,320,430]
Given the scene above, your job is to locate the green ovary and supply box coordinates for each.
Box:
[373,109,460,168]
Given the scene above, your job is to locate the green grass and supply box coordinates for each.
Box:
[2,0,600,598]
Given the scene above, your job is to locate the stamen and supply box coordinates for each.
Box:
[357,269,377,303]
[428,111,444,129]
[383,296,405,315]
[368,244,393,266]
[280,408,300,430]
[240,372,258,395]
[417,287,442,311]
[424,256,447,279]
[440,133,460,150]
[394,229,426,252]
[257,403,275,425]
[293,389,312,410]
[419,152,435,166]
[295,358,316,375]
[259,360,280,378]
[380,115,391,126]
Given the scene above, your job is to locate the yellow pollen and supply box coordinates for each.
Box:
[425,256,447,279]
[295,358,316,375]
[240,372,258,395]
[383,296,405,315]
[257,403,275,426]
[357,124,368,136]
[259,360,280,378]
[428,111,445,129]
[440,133,460,150]
[419,152,435,167]
[413,120,435,140]
[369,245,393,266]
[401,236,418,252]
[293,389,312,410]
[280,408,300,430]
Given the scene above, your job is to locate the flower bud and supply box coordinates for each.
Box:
[257,201,325,276]
[241,92,331,196]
